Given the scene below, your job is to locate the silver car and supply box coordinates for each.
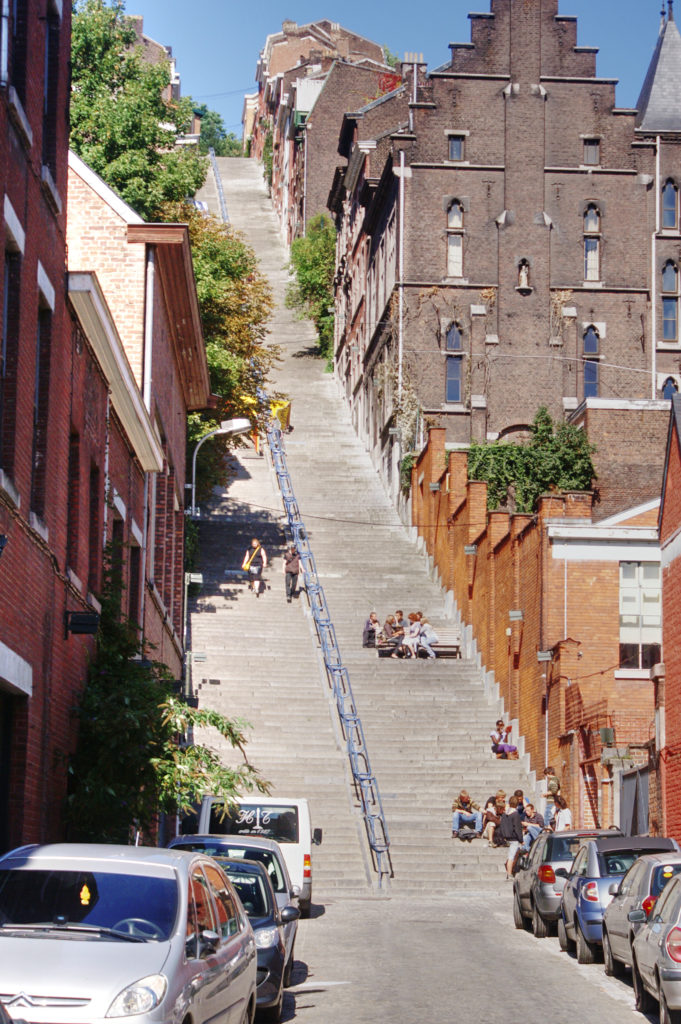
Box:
[0,844,257,1024]
[167,834,299,985]
[631,873,681,1022]
[602,852,681,977]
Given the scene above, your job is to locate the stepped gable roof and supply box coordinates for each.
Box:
[636,2,681,132]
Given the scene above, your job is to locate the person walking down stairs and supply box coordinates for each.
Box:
[242,537,268,597]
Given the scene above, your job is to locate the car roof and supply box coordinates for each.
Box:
[628,851,681,868]
[549,829,622,840]
[0,843,199,872]
[589,836,678,853]
[207,796,309,807]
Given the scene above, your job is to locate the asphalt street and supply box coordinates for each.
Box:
[282,892,640,1024]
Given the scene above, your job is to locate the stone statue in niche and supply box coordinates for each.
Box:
[518,260,530,290]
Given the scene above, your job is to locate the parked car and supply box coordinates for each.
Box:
[167,833,299,984]
[602,852,681,977]
[630,872,681,1022]
[219,859,299,1023]
[195,796,322,916]
[559,835,680,964]
[513,828,621,937]
[0,843,256,1024]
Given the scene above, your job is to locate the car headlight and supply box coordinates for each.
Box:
[106,975,167,1017]
[254,926,279,949]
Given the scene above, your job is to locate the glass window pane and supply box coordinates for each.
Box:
[446,355,462,403]
[584,359,598,398]
[664,297,678,341]
[449,136,463,161]
[663,182,678,229]
[583,327,599,354]
[446,323,462,350]
[584,205,600,232]
[584,140,600,165]
[663,377,679,399]
[620,562,637,582]
[620,643,640,669]
[663,262,677,293]
[447,234,463,277]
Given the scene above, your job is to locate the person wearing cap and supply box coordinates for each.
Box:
[451,789,483,838]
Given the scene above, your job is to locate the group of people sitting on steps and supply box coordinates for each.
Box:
[451,767,569,878]
[362,609,439,658]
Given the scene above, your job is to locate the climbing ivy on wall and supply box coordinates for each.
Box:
[467,407,596,513]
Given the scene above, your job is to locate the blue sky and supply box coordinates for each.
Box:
[128,1,666,136]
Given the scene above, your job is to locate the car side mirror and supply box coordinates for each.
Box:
[517,855,529,871]
[312,828,323,846]
[554,868,569,879]
[200,929,220,955]
[628,909,647,923]
[280,905,300,924]
[608,882,620,896]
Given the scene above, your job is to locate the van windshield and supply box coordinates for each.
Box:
[209,804,300,844]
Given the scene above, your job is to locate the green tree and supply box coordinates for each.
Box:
[286,213,337,361]
[67,554,268,843]
[162,201,277,501]
[194,104,242,157]
[70,0,207,220]
[467,406,596,512]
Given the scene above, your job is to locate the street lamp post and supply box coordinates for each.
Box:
[189,417,251,517]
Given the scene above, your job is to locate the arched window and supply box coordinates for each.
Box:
[662,377,679,399]
[662,261,678,342]
[446,201,464,278]
[583,325,599,398]
[583,205,600,282]
[663,180,679,230]
[445,322,463,402]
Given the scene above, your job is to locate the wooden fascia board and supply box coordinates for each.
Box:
[68,272,164,472]
[127,223,210,411]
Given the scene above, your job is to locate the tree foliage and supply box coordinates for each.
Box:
[66,554,268,843]
[70,0,207,220]
[467,407,596,513]
[194,104,242,157]
[162,201,277,500]
[285,213,337,361]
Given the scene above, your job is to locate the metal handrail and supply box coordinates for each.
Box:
[265,421,393,884]
[208,148,230,224]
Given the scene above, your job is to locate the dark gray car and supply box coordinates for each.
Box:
[602,852,681,977]
[513,828,620,937]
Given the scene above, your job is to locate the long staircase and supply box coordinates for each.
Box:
[192,158,538,896]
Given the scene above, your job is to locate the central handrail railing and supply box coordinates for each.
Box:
[266,421,393,886]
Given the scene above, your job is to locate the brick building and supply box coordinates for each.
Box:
[329,0,681,501]
[410,400,667,829]
[67,151,210,677]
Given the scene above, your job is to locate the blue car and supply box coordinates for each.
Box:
[558,835,679,964]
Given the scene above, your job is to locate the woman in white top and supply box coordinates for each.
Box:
[552,795,572,831]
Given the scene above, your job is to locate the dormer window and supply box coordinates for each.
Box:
[663,179,679,230]
[583,138,600,166]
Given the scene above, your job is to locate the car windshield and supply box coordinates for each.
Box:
[171,841,287,894]
[208,804,300,845]
[548,836,586,862]
[0,868,177,940]
[224,870,269,918]
[598,851,648,877]
[652,864,681,897]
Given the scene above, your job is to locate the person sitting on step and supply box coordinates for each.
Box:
[451,789,483,838]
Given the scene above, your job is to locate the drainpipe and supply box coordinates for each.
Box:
[652,136,660,399]
[0,0,8,85]
[398,149,405,402]
[303,128,308,236]
[141,247,156,625]
[102,392,111,542]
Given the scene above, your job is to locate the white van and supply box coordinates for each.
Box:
[197,795,322,916]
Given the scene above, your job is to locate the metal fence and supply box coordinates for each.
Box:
[266,422,393,885]
[208,148,230,224]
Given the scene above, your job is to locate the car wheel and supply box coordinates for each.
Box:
[660,982,681,1024]
[575,919,598,964]
[531,902,549,939]
[602,928,625,978]
[283,941,295,987]
[513,888,527,930]
[299,899,311,919]
[259,986,284,1023]
[632,955,654,1014]
[557,914,574,953]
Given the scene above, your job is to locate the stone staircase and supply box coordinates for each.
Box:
[191,158,539,896]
